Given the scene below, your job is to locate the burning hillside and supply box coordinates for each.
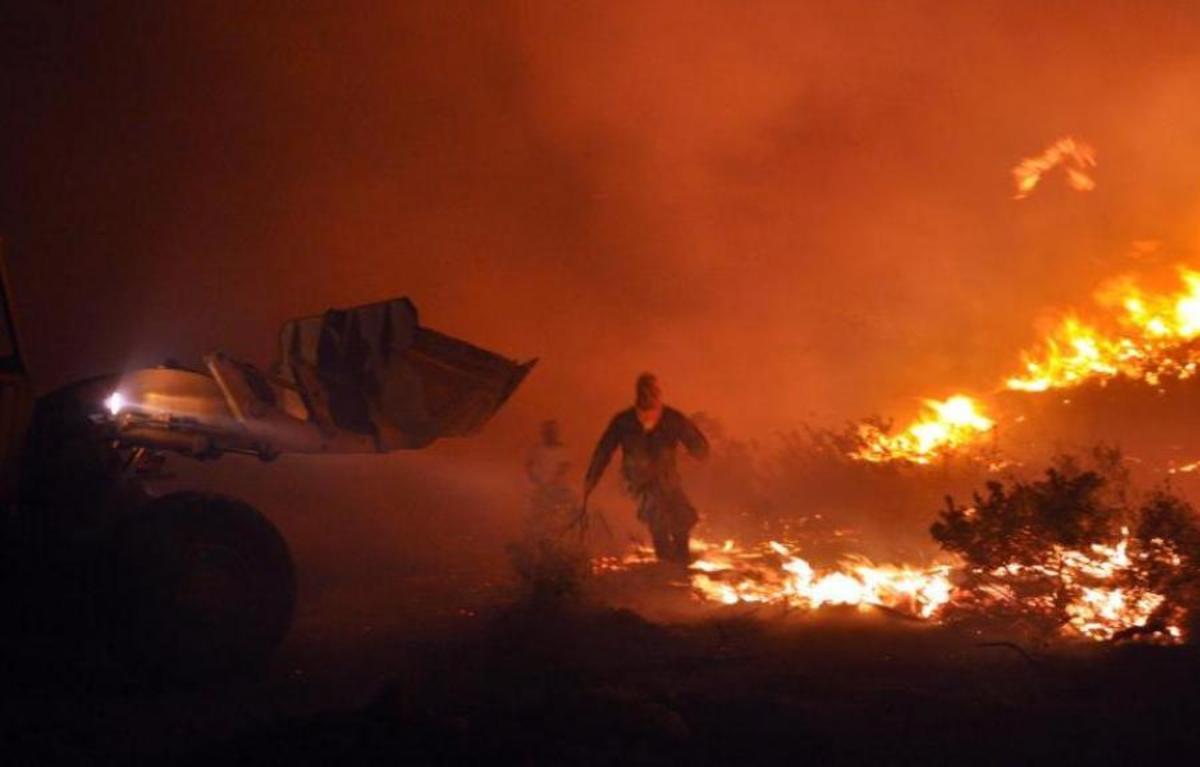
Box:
[594,158,1200,645]
[1006,267,1200,392]
[664,256,1200,643]
[584,257,1200,649]
[842,136,1200,471]
[850,265,1200,469]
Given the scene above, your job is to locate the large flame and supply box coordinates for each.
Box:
[852,395,994,464]
[1007,267,1200,392]
[852,267,1200,464]
[1012,136,1096,199]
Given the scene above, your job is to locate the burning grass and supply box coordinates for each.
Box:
[684,538,952,619]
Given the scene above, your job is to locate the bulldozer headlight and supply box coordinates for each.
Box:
[105,391,126,416]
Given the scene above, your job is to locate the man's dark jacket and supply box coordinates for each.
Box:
[585,406,709,525]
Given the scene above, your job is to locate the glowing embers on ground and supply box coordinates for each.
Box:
[687,539,953,619]
[851,395,995,465]
[1012,136,1096,200]
[1006,268,1200,392]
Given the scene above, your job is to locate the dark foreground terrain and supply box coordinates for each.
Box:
[5,572,1200,766]
[3,453,1199,765]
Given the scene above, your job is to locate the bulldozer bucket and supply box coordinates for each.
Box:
[276,298,534,449]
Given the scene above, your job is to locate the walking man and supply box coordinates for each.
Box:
[582,373,709,563]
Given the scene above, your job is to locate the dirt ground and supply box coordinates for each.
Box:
[5,563,1200,765]
[4,455,1200,765]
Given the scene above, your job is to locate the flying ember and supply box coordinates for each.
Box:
[1012,136,1097,199]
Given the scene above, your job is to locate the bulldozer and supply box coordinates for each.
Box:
[0,240,534,678]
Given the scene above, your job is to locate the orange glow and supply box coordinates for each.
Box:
[1012,136,1096,199]
[852,395,994,465]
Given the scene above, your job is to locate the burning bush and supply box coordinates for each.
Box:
[1126,491,1200,638]
[932,452,1200,643]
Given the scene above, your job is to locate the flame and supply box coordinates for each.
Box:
[852,266,1200,464]
[1006,267,1200,392]
[644,136,1188,640]
[975,531,1178,641]
[1012,136,1096,199]
[852,395,994,465]
[596,533,1181,642]
[673,538,951,619]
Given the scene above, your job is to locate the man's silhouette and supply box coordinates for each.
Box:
[583,373,709,563]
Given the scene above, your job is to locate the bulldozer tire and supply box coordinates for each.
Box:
[105,492,295,681]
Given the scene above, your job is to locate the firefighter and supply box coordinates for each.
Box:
[524,419,575,536]
[582,373,709,564]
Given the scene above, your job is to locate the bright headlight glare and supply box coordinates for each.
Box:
[105,391,126,416]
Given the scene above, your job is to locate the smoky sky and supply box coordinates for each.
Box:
[7,0,1200,447]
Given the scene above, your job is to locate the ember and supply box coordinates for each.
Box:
[1012,136,1097,199]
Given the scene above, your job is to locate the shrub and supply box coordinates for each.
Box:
[932,452,1200,642]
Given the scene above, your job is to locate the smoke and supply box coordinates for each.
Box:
[7,2,1200,540]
